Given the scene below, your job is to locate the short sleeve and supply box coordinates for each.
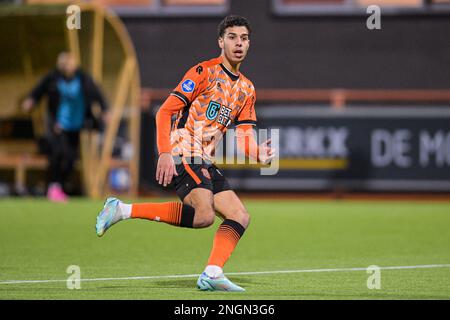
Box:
[171,63,208,106]
[235,89,257,126]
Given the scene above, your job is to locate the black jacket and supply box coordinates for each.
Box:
[29,68,108,131]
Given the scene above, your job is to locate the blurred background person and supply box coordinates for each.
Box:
[22,52,109,202]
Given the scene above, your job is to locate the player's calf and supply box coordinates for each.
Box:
[124,201,196,228]
[96,196,222,237]
[96,198,198,237]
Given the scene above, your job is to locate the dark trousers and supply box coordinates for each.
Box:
[47,130,80,186]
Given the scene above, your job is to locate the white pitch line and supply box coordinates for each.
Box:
[226,264,450,276]
[0,264,449,285]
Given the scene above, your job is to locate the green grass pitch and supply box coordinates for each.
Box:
[0,198,449,299]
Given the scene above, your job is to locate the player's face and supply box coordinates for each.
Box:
[219,26,250,66]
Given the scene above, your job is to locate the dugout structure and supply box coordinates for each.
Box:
[0,2,140,198]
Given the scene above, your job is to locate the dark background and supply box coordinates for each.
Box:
[123,0,450,90]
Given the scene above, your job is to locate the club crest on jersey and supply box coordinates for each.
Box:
[206,101,221,120]
[181,79,195,93]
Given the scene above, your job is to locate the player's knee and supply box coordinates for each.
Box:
[234,209,250,229]
[194,208,216,228]
[240,210,251,228]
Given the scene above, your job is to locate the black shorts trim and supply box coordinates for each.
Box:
[173,157,232,201]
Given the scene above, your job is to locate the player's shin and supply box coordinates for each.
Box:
[204,219,246,277]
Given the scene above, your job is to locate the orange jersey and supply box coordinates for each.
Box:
[158,56,257,162]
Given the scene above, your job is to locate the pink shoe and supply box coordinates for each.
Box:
[47,183,68,203]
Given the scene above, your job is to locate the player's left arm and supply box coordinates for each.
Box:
[236,125,275,164]
[235,90,275,164]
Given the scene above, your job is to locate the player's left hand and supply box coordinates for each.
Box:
[258,139,275,165]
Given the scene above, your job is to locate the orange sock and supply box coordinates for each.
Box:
[207,219,246,268]
[131,202,195,228]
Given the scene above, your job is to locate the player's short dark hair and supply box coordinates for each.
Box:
[218,15,251,38]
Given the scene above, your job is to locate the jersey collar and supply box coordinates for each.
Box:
[218,57,240,81]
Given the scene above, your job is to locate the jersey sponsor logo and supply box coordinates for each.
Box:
[181,79,195,93]
[217,105,232,127]
[206,100,232,126]
[206,101,221,120]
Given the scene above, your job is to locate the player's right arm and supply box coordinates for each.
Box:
[155,63,208,187]
[155,95,184,187]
